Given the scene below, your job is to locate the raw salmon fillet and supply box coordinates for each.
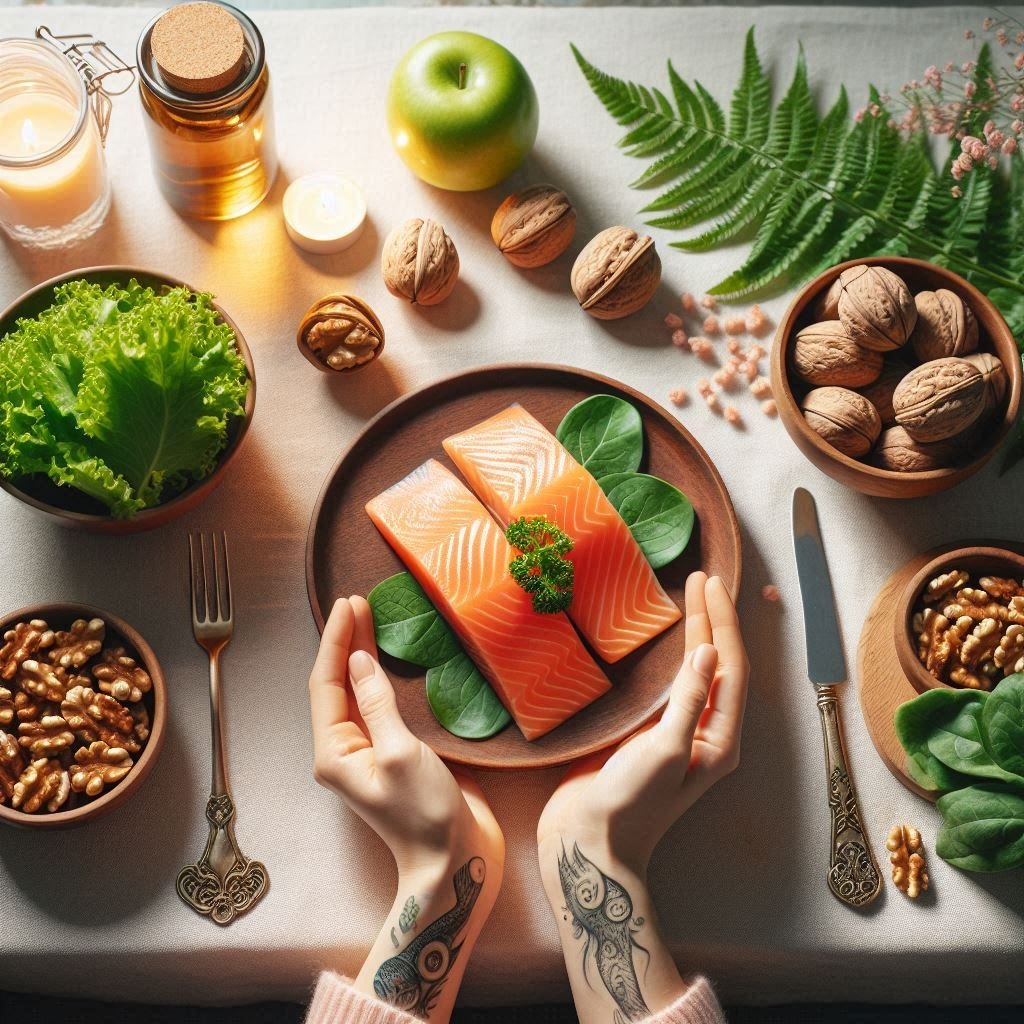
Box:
[444,405,682,662]
[365,459,611,740]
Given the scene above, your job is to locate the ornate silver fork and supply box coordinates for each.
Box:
[176,532,268,926]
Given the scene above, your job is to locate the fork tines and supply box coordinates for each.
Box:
[188,531,233,627]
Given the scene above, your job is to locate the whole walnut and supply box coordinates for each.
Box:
[570,226,661,320]
[872,426,962,472]
[815,277,843,321]
[910,289,979,362]
[857,358,911,427]
[381,218,459,306]
[964,352,1008,418]
[491,184,576,268]
[892,357,986,442]
[801,386,882,458]
[790,321,883,387]
[837,265,917,351]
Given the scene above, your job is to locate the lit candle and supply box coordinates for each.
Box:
[283,173,366,254]
[0,39,110,247]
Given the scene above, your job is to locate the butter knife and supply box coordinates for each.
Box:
[791,487,882,908]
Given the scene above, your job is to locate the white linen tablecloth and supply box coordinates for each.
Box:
[1,4,1022,1009]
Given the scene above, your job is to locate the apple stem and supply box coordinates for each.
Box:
[458,62,467,90]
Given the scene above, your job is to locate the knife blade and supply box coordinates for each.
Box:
[790,486,882,908]
[792,487,847,684]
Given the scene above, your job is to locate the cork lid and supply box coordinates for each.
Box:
[151,2,246,95]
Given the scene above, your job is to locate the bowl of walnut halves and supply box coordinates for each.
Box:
[0,603,166,829]
[771,257,1022,498]
[896,546,1024,694]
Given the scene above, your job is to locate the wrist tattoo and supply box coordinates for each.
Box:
[392,896,422,947]
[557,843,649,1024]
[374,857,485,1018]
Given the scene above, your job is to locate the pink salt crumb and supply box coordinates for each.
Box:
[664,312,684,330]
[700,295,718,311]
[724,316,747,335]
[691,338,715,359]
[761,399,778,417]
[746,344,766,360]
[746,305,772,337]
[668,387,688,406]
[671,329,690,349]
[681,292,697,314]
[744,362,759,382]
[702,315,721,336]
[750,377,772,398]
[727,338,742,354]
[705,393,721,412]
[724,406,742,426]
[714,369,737,390]
[761,584,781,603]
[696,377,713,396]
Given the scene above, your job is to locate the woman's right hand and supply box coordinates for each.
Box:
[535,573,747,1024]
[537,572,748,877]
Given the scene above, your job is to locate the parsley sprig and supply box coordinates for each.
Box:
[505,516,575,614]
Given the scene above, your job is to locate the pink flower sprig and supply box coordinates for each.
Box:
[868,13,1024,195]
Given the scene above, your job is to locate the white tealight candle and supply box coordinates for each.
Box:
[283,172,366,254]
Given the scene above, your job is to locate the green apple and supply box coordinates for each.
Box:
[386,31,539,192]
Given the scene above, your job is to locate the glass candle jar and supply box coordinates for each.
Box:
[0,38,111,249]
[136,2,278,221]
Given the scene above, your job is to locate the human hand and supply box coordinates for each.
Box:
[308,596,504,1020]
[309,595,504,878]
[536,573,747,1023]
[537,572,748,877]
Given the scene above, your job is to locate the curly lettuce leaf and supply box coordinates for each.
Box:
[0,279,247,517]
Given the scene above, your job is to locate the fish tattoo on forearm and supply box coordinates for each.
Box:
[374,857,486,1018]
[558,843,650,1024]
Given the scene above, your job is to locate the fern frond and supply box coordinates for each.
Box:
[572,34,1024,316]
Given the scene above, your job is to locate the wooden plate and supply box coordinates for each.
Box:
[306,363,742,770]
[857,540,1024,801]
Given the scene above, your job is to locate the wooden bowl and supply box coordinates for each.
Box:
[0,266,256,533]
[0,603,166,830]
[894,545,1024,693]
[771,256,1022,498]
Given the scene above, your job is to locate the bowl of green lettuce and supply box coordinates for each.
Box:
[0,267,255,533]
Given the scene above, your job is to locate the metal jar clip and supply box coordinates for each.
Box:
[35,26,136,144]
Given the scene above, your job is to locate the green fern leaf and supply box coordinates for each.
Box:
[572,36,1024,319]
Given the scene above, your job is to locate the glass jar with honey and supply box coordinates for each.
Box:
[136,1,277,220]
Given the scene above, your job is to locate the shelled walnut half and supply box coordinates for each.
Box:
[297,294,384,374]
[886,824,929,899]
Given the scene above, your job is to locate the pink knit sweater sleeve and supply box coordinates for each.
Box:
[305,972,727,1024]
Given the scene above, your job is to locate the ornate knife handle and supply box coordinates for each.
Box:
[815,686,882,908]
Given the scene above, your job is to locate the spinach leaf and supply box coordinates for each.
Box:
[924,700,1024,786]
[936,783,1024,872]
[894,689,978,793]
[981,674,1024,780]
[368,573,510,741]
[555,394,643,478]
[368,573,461,668]
[426,654,512,740]
[598,472,695,569]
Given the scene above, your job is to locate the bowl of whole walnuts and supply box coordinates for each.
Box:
[896,546,1024,693]
[771,257,1021,497]
[0,603,166,829]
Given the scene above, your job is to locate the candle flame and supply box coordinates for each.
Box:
[21,118,38,153]
[319,189,339,217]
